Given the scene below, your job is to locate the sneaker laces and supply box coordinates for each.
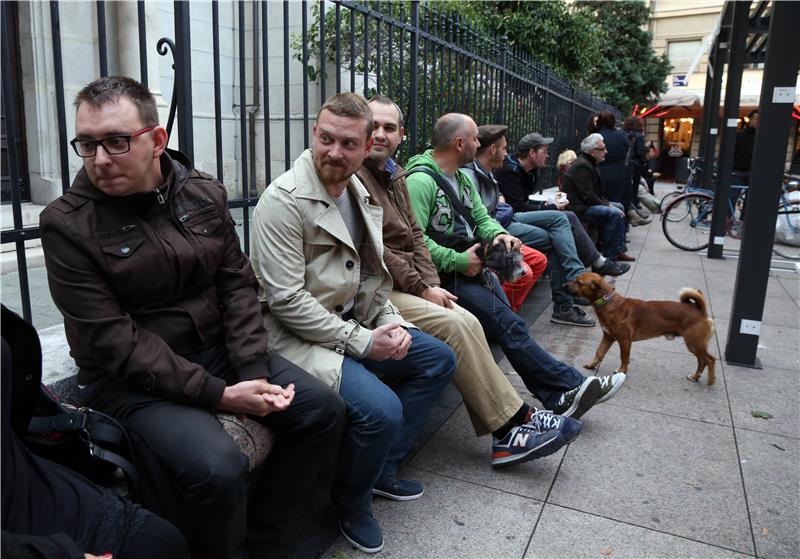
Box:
[528,409,561,432]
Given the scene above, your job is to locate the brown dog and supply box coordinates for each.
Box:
[566,272,716,384]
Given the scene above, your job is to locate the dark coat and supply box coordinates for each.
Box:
[494,155,541,213]
[598,126,632,205]
[561,152,608,215]
[40,149,270,409]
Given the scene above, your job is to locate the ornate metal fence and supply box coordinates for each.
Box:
[1,0,617,322]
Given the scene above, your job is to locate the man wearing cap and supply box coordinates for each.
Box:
[493,132,628,327]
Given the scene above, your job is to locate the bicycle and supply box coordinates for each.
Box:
[661,175,800,260]
[658,157,705,218]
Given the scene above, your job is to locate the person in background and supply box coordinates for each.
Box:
[590,111,650,226]
[733,109,758,185]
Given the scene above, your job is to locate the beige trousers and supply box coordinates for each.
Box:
[390,290,524,436]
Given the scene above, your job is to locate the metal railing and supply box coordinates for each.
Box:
[1,0,617,322]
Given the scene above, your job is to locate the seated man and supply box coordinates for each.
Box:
[405,113,625,426]
[357,95,581,470]
[561,133,628,263]
[250,92,456,555]
[39,76,344,559]
[460,124,548,311]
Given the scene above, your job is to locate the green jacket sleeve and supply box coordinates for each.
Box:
[406,173,470,274]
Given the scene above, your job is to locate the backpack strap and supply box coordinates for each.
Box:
[404,167,476,230]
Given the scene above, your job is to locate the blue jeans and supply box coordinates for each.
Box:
[582,204,626,258]
[439,272,585,410]
[332,329,455,517]
[510,210,585,311]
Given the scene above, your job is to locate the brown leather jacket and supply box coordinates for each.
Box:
[40,149,270,409]
[356,159,440,296]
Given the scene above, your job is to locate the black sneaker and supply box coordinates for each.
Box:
[372,476,423,501]
[339,511,384,554]
[572,296,592,306]
[593,259,631,277]
[551,305,596,327]
[595,372,626,403]
[551,377,603,419]
[491,424,563,467]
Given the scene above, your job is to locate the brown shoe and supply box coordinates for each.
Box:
[616,252,636,262]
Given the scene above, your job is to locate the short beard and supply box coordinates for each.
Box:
[367,150,390,167]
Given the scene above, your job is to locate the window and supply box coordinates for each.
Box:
[667,40,702,74]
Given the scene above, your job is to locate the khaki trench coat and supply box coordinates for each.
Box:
[251,150,411,391]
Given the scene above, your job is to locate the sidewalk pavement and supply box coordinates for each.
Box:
[304,187,800,558]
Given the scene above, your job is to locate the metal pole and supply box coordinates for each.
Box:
[707,0,749,259]
[137,1,148,87]
[699,18,727,190]
[497,35,508,123]
[212,1,223,180]
[408,1,419,152]
[173,1,194,160]
[49,1,70,194]
[724,0,800,368]
[96,0,108,77]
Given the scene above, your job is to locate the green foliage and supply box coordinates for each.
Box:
[451,0,603,85]
[451,0,670,112]
[576,0,672,110]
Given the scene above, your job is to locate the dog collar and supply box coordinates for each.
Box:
[593,292,615,307]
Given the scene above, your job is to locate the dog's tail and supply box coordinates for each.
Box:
[679,287,709,316]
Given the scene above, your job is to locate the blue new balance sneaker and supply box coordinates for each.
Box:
[491,424,564,468]
[527,408,583,445]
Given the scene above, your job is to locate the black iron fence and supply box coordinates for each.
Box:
[1,0,617,322]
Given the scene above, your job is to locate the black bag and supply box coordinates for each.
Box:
[26,384,139,497]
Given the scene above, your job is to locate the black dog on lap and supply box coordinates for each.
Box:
[427,231,526,288]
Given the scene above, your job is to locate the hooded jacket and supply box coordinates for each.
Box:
[39,149,270,409]
[404,149,505,274]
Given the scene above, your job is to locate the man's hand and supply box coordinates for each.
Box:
[218,379,295,417]
[493,233,521,252]
[421,286,458,309]
[367,322,413,361]
[463,243,483,277]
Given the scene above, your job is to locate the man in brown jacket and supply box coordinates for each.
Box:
[39,76,344,559]
[356,95,583,470]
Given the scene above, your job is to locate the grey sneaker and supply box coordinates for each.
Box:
[595,372,626,403]
[552,377,603,419]
[551,305,596,327]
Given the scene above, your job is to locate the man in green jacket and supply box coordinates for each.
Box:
[405,113,626,422]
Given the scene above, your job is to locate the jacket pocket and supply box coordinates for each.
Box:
[181,206,223,237]
[98,232,145,258]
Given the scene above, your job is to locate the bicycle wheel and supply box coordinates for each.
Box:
[772,199,800,260]
[659,190,684,214]
[662,193,714,251]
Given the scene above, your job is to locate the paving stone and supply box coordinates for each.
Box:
[725,363,800,439]
[714,318,800,372]
[324,467,543,559]
[408,406,562,501]
[549,405,755,555]
[528,503,753,559]
[736,429,800,558]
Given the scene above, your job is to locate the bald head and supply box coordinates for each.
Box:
[431,113,474,150]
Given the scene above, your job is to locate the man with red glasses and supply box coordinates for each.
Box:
[39,76,345,559]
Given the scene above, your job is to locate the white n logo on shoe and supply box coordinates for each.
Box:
[513,432,530,447]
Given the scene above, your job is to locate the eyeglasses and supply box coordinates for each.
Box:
[70,126,156,158]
